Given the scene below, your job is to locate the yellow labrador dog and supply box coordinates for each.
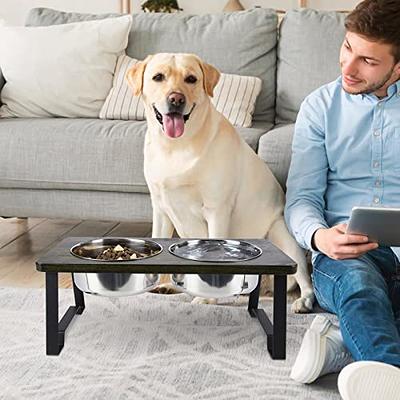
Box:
[127,53,314,313]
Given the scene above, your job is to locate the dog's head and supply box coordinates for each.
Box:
[126,53,220,139]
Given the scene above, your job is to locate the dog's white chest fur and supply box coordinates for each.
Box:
[144,140,201,187]
[144,144,209,237]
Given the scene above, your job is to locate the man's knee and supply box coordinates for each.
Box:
[313,255,389,311]
[336,267,389,305]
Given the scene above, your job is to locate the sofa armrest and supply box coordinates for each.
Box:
[0,68,5,106]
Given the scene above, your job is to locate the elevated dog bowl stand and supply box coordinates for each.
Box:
[36,237,297,360]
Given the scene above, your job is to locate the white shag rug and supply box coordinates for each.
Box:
[0,288,340,400]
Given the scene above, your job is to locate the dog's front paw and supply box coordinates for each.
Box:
[191,297,217,305]
[150,283,181,295]
[291,294,314,313]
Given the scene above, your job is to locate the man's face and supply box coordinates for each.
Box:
[339,31,400,97]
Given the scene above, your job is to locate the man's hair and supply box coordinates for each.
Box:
[345,0,400,63]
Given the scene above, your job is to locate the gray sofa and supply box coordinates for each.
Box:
[0,7,346,222]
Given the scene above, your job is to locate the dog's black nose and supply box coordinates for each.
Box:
[167,92,186,111]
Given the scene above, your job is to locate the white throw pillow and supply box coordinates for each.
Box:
[0,16,132,118]
[100,54,262,128]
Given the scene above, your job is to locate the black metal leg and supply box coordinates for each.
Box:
[272,275,287,359]
[45,272,85,355]
[46,272,60,355]
[248,274,261,312]
[247,274,287,360]
[72,274,85,314]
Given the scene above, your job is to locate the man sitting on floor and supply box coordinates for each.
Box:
[285,0,400,399]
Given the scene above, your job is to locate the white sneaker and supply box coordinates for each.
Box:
[338,361,400,400]
[290,315,352,384]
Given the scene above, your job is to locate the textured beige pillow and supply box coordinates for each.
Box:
[100,54,262,128]
[100,55,146,121]
[0,15,132,118]
[214,70,262,127]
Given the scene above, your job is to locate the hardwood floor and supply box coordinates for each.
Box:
[0,217,152,289]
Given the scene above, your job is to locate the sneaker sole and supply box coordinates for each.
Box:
[338,361,400,400]
[290,315,332,384]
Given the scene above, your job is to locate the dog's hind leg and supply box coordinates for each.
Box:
[266,218,314,313]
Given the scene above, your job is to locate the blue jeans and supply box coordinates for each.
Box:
[313,247,400,366]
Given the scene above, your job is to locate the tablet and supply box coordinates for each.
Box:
[347,206,400,246]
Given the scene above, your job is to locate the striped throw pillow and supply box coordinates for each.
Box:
[213,72,262,127]
[99,55,145,121]
[100,54,262,128]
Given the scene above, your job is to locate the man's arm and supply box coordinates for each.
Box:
[284,96,378,258]
[284,96,329,251]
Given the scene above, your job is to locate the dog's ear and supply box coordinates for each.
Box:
[126,55,152,96]
[200,62,221,97]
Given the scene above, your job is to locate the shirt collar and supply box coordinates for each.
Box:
[387,80,400,97]
[360,79,400,101]
[392,79,400,96]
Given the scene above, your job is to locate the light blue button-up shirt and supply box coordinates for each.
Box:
[284,76,400,261]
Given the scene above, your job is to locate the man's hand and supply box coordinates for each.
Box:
[313,223,378,260]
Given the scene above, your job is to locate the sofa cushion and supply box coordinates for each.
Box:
[0,118,148,193]
[0,188,153,222]
[0,16,132,118]
[276,9,346,124]
[26,7,278,125]
[0,118,271,193]
[239,122,273,152]
[257,124,294,191]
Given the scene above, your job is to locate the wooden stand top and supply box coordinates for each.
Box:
[36,237,297,275]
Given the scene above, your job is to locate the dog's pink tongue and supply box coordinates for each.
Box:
[163,113,184,138]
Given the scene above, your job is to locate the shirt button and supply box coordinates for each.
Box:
[373,197,380,204]
[373,130,381,137]
[375,180,381,187]
[377,102,383,107]
[373,161,380,168]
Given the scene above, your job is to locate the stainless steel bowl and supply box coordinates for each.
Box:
[169,239,261,298]
[71,237,162,297]
[171,273,259,298]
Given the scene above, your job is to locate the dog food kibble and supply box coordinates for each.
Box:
[95,245,148,261]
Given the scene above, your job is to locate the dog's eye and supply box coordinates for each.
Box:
[185,75,197,84]
[152,73,165,82]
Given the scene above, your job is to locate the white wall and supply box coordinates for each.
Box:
[0,0,363,26]
[132,0,362,14]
